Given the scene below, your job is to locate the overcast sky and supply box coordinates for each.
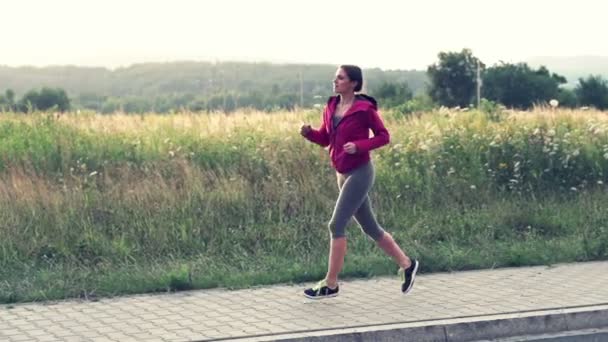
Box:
[2,0,606,70]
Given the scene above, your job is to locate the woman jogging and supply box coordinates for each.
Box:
[300,65,419,299]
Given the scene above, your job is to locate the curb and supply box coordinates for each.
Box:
[224,305,608,342]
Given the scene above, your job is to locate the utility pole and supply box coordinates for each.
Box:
[299,70,304,108]
[476,59,482,107]
[221,69,226,111]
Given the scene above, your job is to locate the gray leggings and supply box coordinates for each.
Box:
[328,162,386,241]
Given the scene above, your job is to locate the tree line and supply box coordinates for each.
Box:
[1,52,608,113]
[0,62,426,113]
[427,49,608,110]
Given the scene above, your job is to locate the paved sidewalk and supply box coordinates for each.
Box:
[1,261,608,342]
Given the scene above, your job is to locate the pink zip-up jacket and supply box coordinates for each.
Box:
[304,94,390,173]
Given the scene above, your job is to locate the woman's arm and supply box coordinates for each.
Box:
[352,109,390,152]
[303,119,330,147]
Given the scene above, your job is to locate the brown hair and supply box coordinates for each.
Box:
[339,64,363,92]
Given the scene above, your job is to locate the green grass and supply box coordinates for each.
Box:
[0,108,607,303]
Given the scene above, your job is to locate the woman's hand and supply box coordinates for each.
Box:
[300,124,312,136]
[343,142,357,154]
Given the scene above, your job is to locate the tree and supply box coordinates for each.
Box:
[556,88,577,108]
[576,75,608,110]
[482,63,567,109]
[373,82,413,107]
[6,89,15,107]
[18,87,71,112]
[78,93,106,112]
[427,49,484,107]
[0,89,16,111]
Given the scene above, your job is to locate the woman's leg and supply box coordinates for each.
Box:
[349,164,412,269]
[324,165,374,287]
[355,192,419,294]
[304,168,369,298]
[353,196,411,269]
[376,231,411,269]
[325,237,346,288]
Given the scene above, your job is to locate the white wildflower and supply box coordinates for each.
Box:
[549,99,559,108]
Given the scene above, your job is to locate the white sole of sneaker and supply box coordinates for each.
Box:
[403,261,419,295]
[303,293,339,299]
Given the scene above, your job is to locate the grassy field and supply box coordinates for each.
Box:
[1,107,607,303]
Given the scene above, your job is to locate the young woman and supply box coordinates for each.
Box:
[300,65,419,299]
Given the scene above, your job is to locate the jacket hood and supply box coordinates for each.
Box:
[326,94,378,116]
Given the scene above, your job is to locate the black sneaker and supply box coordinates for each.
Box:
[303,279,339,299]
[399,259,419,294]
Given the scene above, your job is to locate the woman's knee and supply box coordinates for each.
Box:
[361,225,385,241]
[328,220,346,239]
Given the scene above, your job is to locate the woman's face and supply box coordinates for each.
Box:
[333,68,356,95]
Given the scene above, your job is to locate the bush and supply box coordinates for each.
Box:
[391,94,436,118]
[478,98,505,122]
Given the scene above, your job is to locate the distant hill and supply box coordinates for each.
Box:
[0,61,428,102]
[527,56,608,87]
